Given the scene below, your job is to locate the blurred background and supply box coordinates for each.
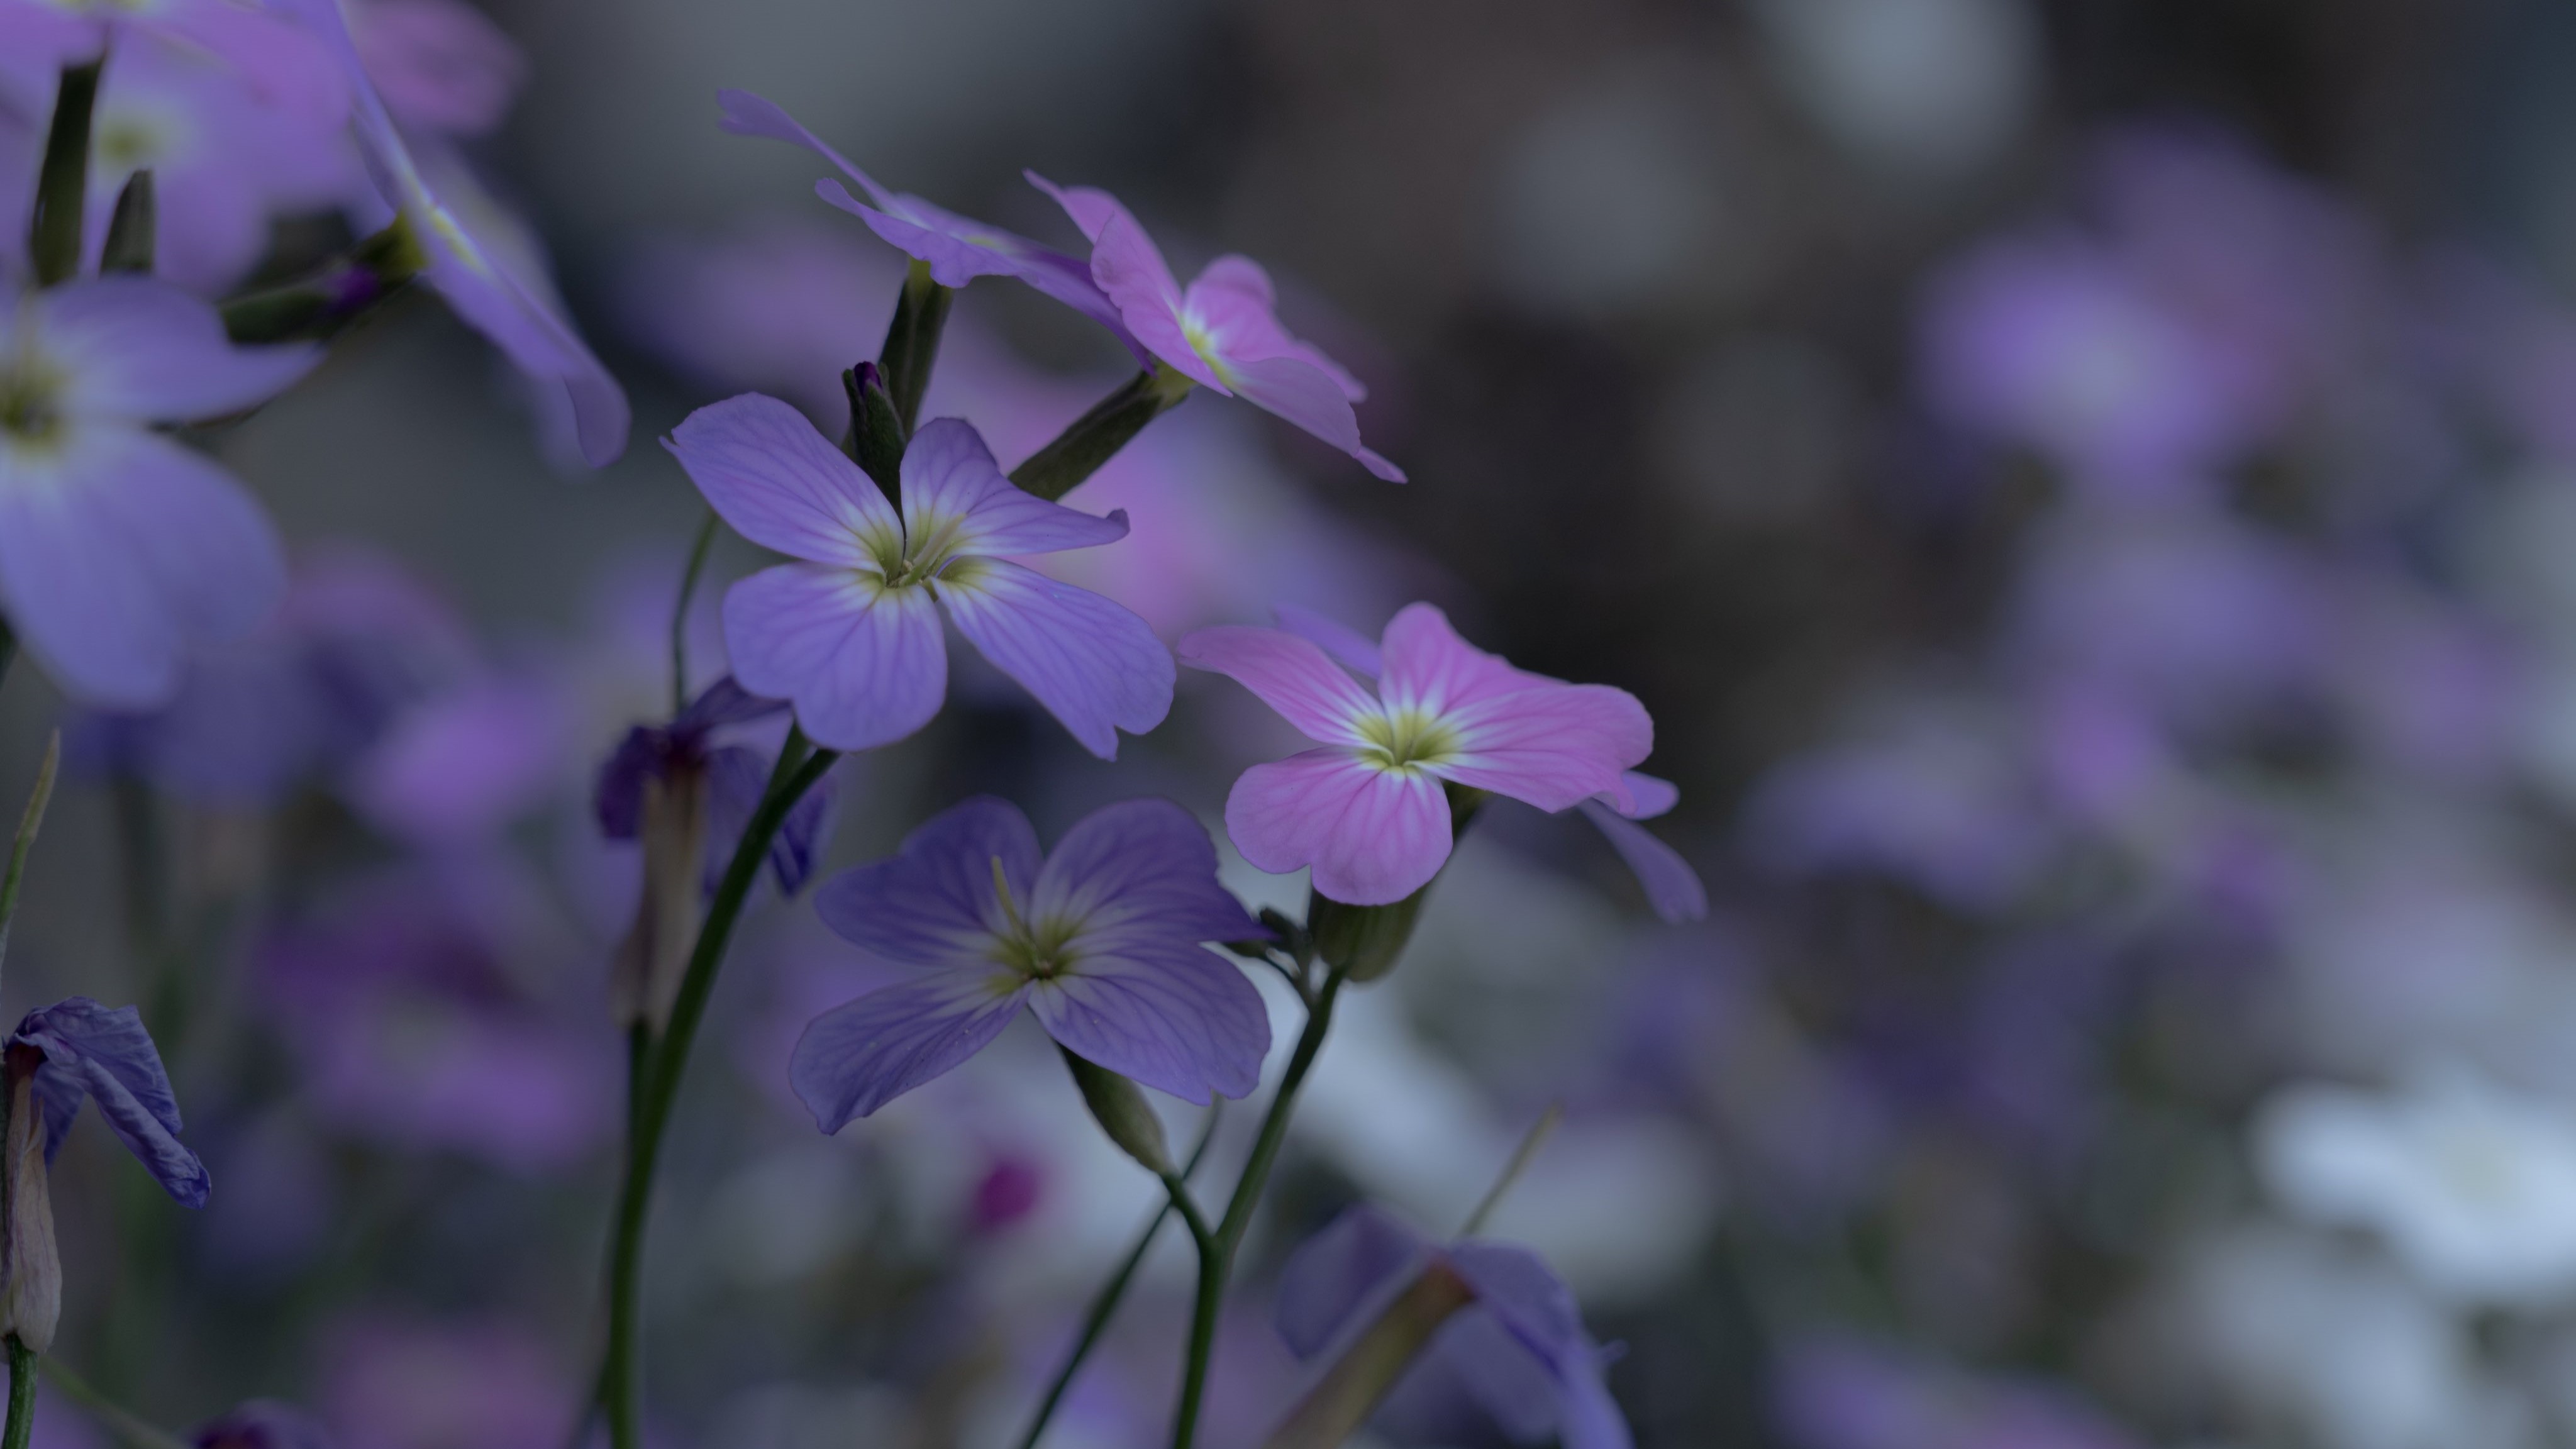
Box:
[13,0,2576,1445]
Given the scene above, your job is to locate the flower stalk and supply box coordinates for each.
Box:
[29,61,101,289]
[1010,365,1197,502]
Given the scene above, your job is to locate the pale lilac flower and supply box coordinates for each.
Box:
[269,0,629,466]
[345,672,570,848]
[13,997,209,1205]
[0,278,314,708]
[1179,604,1652,905]
[664,395,1174,758]
[791,796,1269,1127]
[1277,1203,1631,1449]
[1269,603,1702,921]
[1031,174,1404,481]
[345,0,521,136]
[0,0,345,125]
[713,89,1145,360]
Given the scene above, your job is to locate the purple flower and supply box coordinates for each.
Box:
[267,0,630,467]
[790,796,1270,1127]
[193,1401,334,1449]
[343,672,572,848]
[1269,604,1703,921]
[11,997,208,1204]
[713,89,1146,363]
[0,0,346,126]
[0,277,315,708]
[1030,174,1404,482]
[346,0,523,137]
[1276,1203,1631,1449]
[664,396,1174,758]
[1774,1336,2142,1449]
[1178,604,1653,905]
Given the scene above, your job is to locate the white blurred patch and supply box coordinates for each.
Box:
[707,1142,873,1287]
[1752,0,2038,177]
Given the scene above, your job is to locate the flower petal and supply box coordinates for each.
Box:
[1176,625,1376,745]
[674,674,790,733]
[665,392,892,566]
[814,796,1041,966]
[1440,682,1653,813]
[1272,603,1384,680]
[901,417,1128,556]
[38,280,319,421]
[817,182,1027,289]
[1224,749,1452,905]
[1448,1242,1632,1449]
[1275,1203,1435,1358]
[935,558,1173,760]
[1221,355,1405,482]
[1033,797,1264,946]
[1186,255,1367,401]
[789,972,1032,1130]
[1609,770,1679,820]
[706,745,836,896]
[1377,602,1547,718]
[716,88,895,206]
[16,998,208,1207]
[1577,801,1707,924]
[1030,176,1217,390]
[721,564,946,753]
[0,428,285,709]
[1030,940,1270,1103]
[817,183,1149,361]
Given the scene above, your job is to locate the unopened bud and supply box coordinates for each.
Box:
[0,1044,59,1355]
[1060,1047,1174,1176]
[844,362,907,499]
[609,763,709,1034]
[101,168,155,275]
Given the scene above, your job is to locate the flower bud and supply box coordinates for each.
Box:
[609,760,709,1033]
[844,362,908,499]
[0,1043,59,1355]
[1060,1047,1174,1177]
[1307,889,1426,984]
[101,169,155,276]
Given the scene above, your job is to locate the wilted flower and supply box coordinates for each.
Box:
[790,796,1269,1127]
[664,396,1173,757]
[0,278,316,707]
[1179,603,1652,904]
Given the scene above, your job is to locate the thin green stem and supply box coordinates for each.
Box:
[601,738,835,1449]
[33,1360,185,1449]
[1169,967,1348,1449]
[30,60,101,287]
[0,736,61,984]
[1460,1103,1562,1238]
[3,1338,33,1449]
[668,511,720,716]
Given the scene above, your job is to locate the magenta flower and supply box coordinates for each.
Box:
[714,89,1147,364]
[790,796,1270,1127]
[268,0,630,467]
[663,394,1174,758]
[1179,604,1652,905]
[0,277,315,708]
[1030,174,1402,482]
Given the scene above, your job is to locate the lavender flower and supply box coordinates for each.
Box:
[1179,604,1653,904]
[0,278,316,708]
[345,0,523,137]
[790,796,1269,1127]
[0,0,345,126]
[267,0,630,466]
[1030,174,1404,481]
[1275,1203,1631,1449]
[713,89,1146,361]
[663,396,1174,757]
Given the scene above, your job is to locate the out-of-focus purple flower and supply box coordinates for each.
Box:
[268,0,628,466]
[713,89,1146,362]
[344,672,571,848]
[791,796,1269,1126]
[0,0,345,126]
[316,1314,575,1449]
[0,279,314,707]
[193,1401,335,1449]
[1031,174,1404,482]
[345,0,521,136]
[1270,603,1701,920]
[1773,1336,2141,1449]
[1276,1203,1632,1449]
[1180,604,1653,904]
[665,397,1173,757]
[0,31,353,294]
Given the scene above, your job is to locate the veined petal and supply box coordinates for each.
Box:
[1576,801,1707,925]
[901,417,1128,556]
[1033,798,1263,947]
[1221,355,1405,482]
[0,428,285,709]
[1186,255,1367,401]
[16,998,206,1206]
[717,89,896,207]
[1272,603,1384,680]
[1440,682,1652,813]
[814,796,1041,966]
[1377,602,1548,718]
[721,564,945,753]
[789,973,1031,1130]
[936,558,1173,760]
[1175,625,1376,745]
[1030,940,1270,1103]
[666,393,893,566]
[1030,176,1217,391]
[40,280,319,422]
[1224,749,1452,905]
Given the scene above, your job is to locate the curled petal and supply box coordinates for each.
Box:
[1441,684,1653,813]
[1577,802,1707,924]
[592,726,662,840]
[665,393,892,566]
[790,973,1031,1130]
[936,558,1173,760]
[1186,255,1367,401]
[1175,626,1376,746]
[1030,941,1270,1104]
[16,999,207,1207]
[1224,750,1452,905]
[814,796,1041,966]
[706,745,836,895]
[901,417,1127,556]
[674,674,789,732]
[39,280,319,421]
[1035,798,1263,947]
[717,88,894,206]
[721,564,947,753]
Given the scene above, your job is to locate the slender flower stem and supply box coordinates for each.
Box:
[1460,1103,1562,1238]
[601,736,836,1449]
[0,737,61,984]
[1,1339,30,1449]
[33,1359,186,1449]
[1009,367,1196,503]
[1169,967,1349,1449]
[668,511,720,716]
[30,60,101,288]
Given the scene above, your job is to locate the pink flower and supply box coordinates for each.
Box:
[1179,604,1652,904]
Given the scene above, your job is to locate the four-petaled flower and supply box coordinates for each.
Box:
[1179,604,1653,904]
[0,278,316,708]
[790,796,1270,1128]
[1030,174,1404,482]
[664,395,1174,758]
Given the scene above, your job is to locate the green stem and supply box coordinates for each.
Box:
[601,738,836,1448]
[879,261,952,433]
[97,170,153,277]
[30,61,101,287]
[218,218,426,345]
[1009,367,1196,503]
[0,738,61,983]
[0,623,16,701]
[4,1338,33,1449]
[1169,967,1348,1449]
[668,511,720,716]
[33,1359,184,1449]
